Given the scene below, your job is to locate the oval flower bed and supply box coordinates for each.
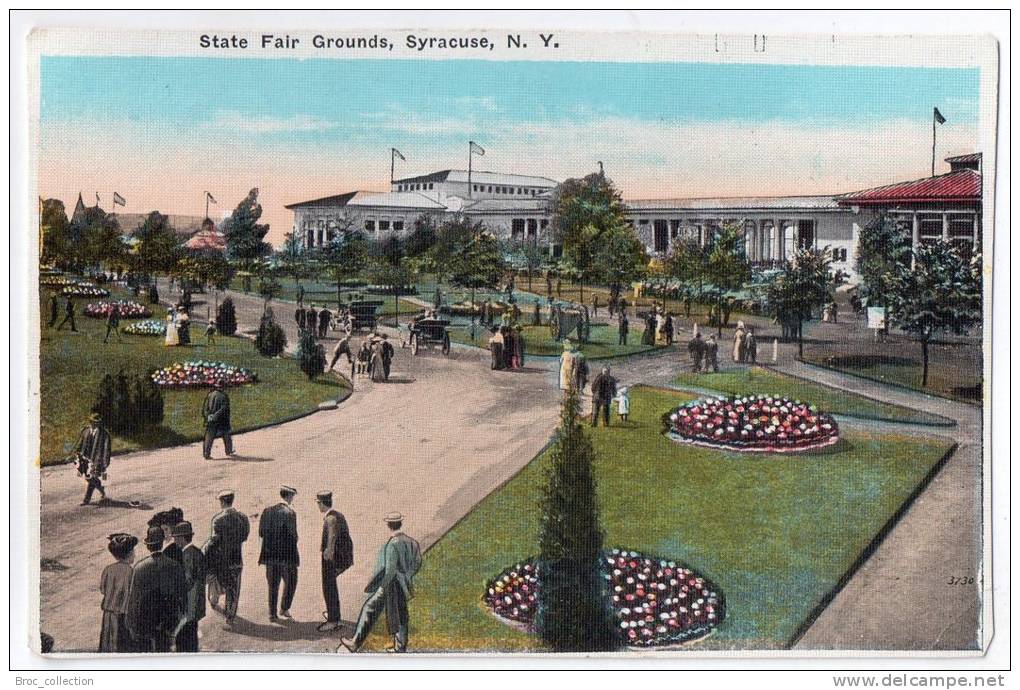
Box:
[667,395,838,453]
[41,276,78,288]
[61,284,109,298]
[151,361,257,389]
[483,549,725,647]
[123,319,167,336]
[84,300,152,319]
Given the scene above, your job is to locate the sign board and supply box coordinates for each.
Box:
[867,306,886,330]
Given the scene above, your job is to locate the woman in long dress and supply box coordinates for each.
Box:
[559,341,575,391]
[369,338,386,382]
[732,321,746,362]
[164,309,179,347]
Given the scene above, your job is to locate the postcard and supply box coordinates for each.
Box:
[16,18,1000,661]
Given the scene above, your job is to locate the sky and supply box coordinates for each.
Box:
[38,56,982,247]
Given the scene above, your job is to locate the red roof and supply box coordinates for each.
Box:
[839,169,981,206]
[185,229,226,251]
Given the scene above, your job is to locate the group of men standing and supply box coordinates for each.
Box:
[295,304,336,339]
[95,486,422,654]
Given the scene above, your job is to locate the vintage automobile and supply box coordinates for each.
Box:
[407,316,452,356]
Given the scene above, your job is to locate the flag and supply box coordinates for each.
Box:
[392,148,406,162]
[113,192,126,207]
[470,141,485,156]
[206,191,217,204]
[933,107,946,124]
[95,192,101,205]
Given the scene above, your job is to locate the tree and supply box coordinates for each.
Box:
[317,228,369,308]
[591,220,648,302]
[222,188,271,260]
[91,374,117,431]
[254,309,287,357]
[257,268,282,312]
[404,213,440,258]
[426,215,483,287]
[178,251,233,291]
[40,198,73,268]
[703,224,751,336]
[451,231,505,304]
[666,238,709,317]
[134,211,182,278]
[548,171,630,303]
[296,328,326,380]
[78,210,125,271]
[216,297,238,336]
[855,214,912,308]
[536,386,620,652]
[765,248,836,357]
[371,236,412,326]
[887,242,981,387]
[278,231,307,288]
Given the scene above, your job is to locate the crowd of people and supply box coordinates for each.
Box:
[295,303,347,339]
[89,483,421,654]
[488,324,526,370]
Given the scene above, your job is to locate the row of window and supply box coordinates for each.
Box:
[365,220,405,232]
[473,185,542,196]
[397,183,434,192]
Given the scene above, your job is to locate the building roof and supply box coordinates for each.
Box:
[945,152,982,164]
[285,190,448,211]
[184,229,226,251]
[462,198,551,214]
[111,213,208,237]
[624,195,843,213]
[838,168,981,206]
[394,169,558,188]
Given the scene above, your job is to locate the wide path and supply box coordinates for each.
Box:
[39,287,562,653]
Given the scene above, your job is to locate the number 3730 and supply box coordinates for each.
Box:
[947,576,975,585]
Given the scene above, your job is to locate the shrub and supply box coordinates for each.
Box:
[297,328,326,380]
[216,298,238,336]
[92,371,165,434]
[255,309,287,357]
[91,374,117,429]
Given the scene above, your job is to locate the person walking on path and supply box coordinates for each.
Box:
[75,412,111,506]
[745,328,758,365]
[126,526,187,653]
[56,297,77,332]
[259,486,300,622]
[176,307,191,346]
[381,334,395,381]
[48,292,59,328]
[98,533,137,653]
[687,332,705,373]
[589,366,617,427]
[705,335,720,372]
[618,312,629,345]
[558,340,576,391]
[339,513,422,654]
[732,321,747,362]
[172,521,206,652]
[164,308,179,346]
[204,490,249,626]
[295,306,306,331]
[103,304,122,343]
[317,491,354,632]
[296,284,305,307]
[571,348,589,394]
[513,325,526,368]
[591,294,600,317]
[201,382,233,459]
[663,314,674,346]
[306,306,318,338]
[489,327,504,371]
[318,306,331,338]
[329,335,355,378]
[369,336,387,383]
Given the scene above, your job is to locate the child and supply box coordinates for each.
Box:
[205,322,216,345]
[615,386,631,423]
[99,532,137,653]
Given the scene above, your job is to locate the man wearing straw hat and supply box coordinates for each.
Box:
[339,512,421,653]
[74,412,112,506]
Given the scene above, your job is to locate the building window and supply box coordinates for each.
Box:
[379,220,391,231]
[527,218,538,238]
[488,186,493,193]
[653,220,669,253]
[365,220,375,232]
[669,219,681,238]
[540,219,549,230]
[393,221,404,232]
[428,183,434,190]
[638,219,650,225]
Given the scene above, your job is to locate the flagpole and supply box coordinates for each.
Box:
[931,111,936,177]
[391,148,395,186]
[468,141,473,199]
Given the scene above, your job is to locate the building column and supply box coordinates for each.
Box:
[911,212,920,268]
[775,220,784,261]
[942,212,950,243]
[973,213,980,249]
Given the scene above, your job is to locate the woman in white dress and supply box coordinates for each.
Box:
[164,308,179,346]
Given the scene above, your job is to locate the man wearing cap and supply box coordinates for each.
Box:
[74,412,112,506]
[202,382,234,459]
[172,522,206,652]
[339,512,421,654]
[204,490,250,626]
[126,526,187,653]
[258,486,300,622]
[316,491,354,632]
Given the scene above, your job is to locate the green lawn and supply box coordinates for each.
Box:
[448,322,658,359]
[39,286,348,466]
[674,367,952,426]
[399,386,953,651]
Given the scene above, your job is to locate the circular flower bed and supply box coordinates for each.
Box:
[151,361,257,389]
[61,284,109,298]
[84,301,152,319]
[483,549,725,647]
[123,319,167,336]
[667,395,838,453]
[40,276,77,288]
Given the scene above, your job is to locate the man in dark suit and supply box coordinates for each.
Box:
[295,306,306,330]
[74,412,111,506]
[126,526,187,652]
[172,522,206,652]
[618,312,629,346]
[259,485,300,622]
[316,491,353,632]
[318,306,331,338]
[48,292,59,327]
[589,366,618,427]
[201,382,233,459]
[56,297,77,332]
[380,334,395,381]
[306,307,318,338]
[340,513,421,654]
[204,490,250,626]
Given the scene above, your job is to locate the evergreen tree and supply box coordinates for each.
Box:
[222,188,272,260]
[537,386,620,652]
[216,297,238,336]
[765,248,838,357]
[703,224,752,335]
[254,309,287,357]
[296,328,326,380]
[91,373,117,429]
[113,370,132,433]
